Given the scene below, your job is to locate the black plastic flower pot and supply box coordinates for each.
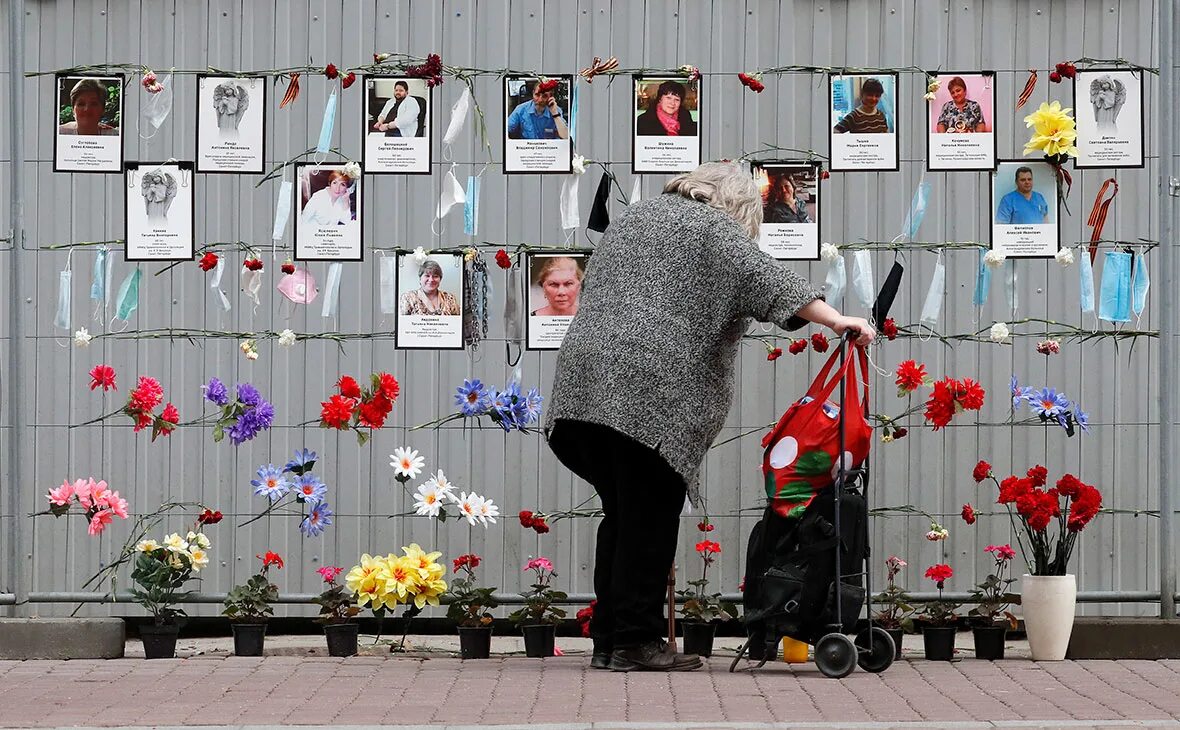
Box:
[231,623,267,657]
[323,622,359,657]
[521,623,556,658]
[885,628,905,660]
[972,625,1007,660]
[458,626,493,660]
[140,623,180,659]
[681,621,717,658]
[922,626,957,661]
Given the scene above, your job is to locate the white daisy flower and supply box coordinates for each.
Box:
[989,322,1010,343]
[983,250,1006,269]
[434,470,457,502]
[390,447,425,483]
[456,491,483,526]
[923,91,937,101]
[74,328,93,347]
[1055,248,1076,267]
[477,496,500,526]
[413,480,446,518]
[277,328,297,347]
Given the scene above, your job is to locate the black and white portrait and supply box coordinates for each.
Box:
[125,162,195,261]
[363,76,432,174]
[196,75,267,174]
[53,74,124,173]
[1074,68,1143,169]
[752,161,821,260]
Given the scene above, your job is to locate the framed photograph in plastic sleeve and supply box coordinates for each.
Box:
[124,162,195,262]
[752,161,821,261]
[1073,68,1144,169]
[293,162,363,262]
[925,71,997,172]
[632,75,701,174]
[395,251,465,350]
[363,76,432,174]
[503,75,573,174]
[990,160,1060,259]
[526,252,590,350]
[195,75,267,174]
[53,74,125,173]
[829,72,899,172]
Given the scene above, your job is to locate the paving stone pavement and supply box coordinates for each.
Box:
[2,635,1180,729]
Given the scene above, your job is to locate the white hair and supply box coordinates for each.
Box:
[663,161,761,239]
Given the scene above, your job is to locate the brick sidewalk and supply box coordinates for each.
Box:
[4,652,1180,729]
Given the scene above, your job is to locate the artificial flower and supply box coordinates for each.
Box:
[251,464,290,501]
[324,63,339,79]
[477,496,500,525]
[961,503,977,525]
[198,252,219,271]
[1036,339,1061,355]
[73,328,93,347]
[737,72,765,93]
[532,516,550,534]
[136,539,161,553]
[85,508,114,536]
[766,347,783,361]
[156,403,179,439]
[881,318,898,341]
[202,377,230,406]
[243,258,264,271]
[925,522,949,541]
[277,328,297,347]
[163,533,189,552]
[895,360,928,395]
[320,394,356,429]
[186,531,211,549]
[990,322,1010,343]
[412,246,428,265]
[923,377,986,430]
[337,375,362,399]
[820,242,840,261]
[293,473,328,504]
[391,447,425,483]
[1055,61,1077,79]
[927,79,941,93]
[141,70,164,94]
[455,378,490,416]
[923,91,937,101]
[413,480,446,518]
[571,154,587,175]
[1055,247,1076,266]
[1028,465,1049,487]
[495,249,512,269]
[89,364,117,392]
[189,547,209,572]
[260,551,284,569]
[342,161,362,179]
[519,510,535,528]
[300,502,333,537]
[431,470,456,501]
[377,373,400,402]
[47,480,74,507]
[456,491,484,526]
[405,53,445,87]
[1029,388,1070,419]
[811,333,829,353]
[677,64,701,81]
[983,250,1006,269]
[787,339,808,355]
[240,339,259,361]
[1068,484,1103,531]
[1049,71,1062,83]
[374,52,391,63]
[198,509,223,525]
[1022,100,1078,159]
[341,72,357,89]
[973,460,992,483]
[925,563,953,587]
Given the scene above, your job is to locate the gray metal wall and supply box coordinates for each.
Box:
[0,0,1168,618]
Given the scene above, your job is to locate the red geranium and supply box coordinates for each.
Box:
[695,540,721,555]
[961,503,977,525]
[881,318,898,341]
[788,339,808,355]
[89,364,117,392]
[453,553,481,572]
[324,63,339,79]
[495,249,512,269]
[336,376,362,399]
[894,360,927,394]
[198,252,219,271]
[767,347,783,361]
[320,394,356,429]
[341,72,357,89]
[925,563,953,587]
[810,333,829,353]
[972,460,992,483]
[198,508,223,525]
[259,551,284,570]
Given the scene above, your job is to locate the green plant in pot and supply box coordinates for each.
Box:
[677,536,737,658]
[222,551,282,656]
[918,563,960,661]
[967,544,1018,660]
[313,565,360,656]
[509,556,566,658]
[873,555,913,660]
[130,530,212,659]
[447,553,499,659]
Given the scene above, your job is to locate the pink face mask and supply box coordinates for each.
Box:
[276,267,319,304]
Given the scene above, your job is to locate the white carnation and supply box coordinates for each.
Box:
[990,322,1010,343]
[983,250,1006,269]
[820,243,841,262]
[1055,248,1076,266]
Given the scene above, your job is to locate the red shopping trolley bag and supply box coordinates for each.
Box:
[761,342,872,518]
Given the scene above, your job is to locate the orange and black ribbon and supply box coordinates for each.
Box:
[1015,69,1038,110]
[279,73,301,109]
[1086,178,1119,264]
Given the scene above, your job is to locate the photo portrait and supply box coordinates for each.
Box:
[196,75,267,174]
[1074,68,1144,169]
[503,75,573,174]
[124,161,194,261]
[632,75,701,174]
[526,252,590,350]
[54,74,124,173]
[829,73,899,171]
[395,252,464,349]
[752,161,821,260]
[990,160,1059,258]
[293,162,363,261]
[926,72,997,171]
[363,76,432,174]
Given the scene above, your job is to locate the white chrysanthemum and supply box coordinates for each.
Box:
[413,480,446,518]
[990,322,1010,343]
[571,154,588,175]
[983,250,1006,269]
[163,533,189,552]
[1055,248,1076,266]
[74,328,93,347]
[477,496,500,526]
[390,447,425,482]
[412,246,428,264]
[820,242,841,262]
[136,539,160,553]
[456,491,483,526]
[277,329,297,347]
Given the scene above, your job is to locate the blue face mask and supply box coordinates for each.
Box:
[900,176,932,241]
[972,249,991,306]
[316,90,338,153]
[1132,251,1149,317]
[114,267,142,323]
[464,175,480,236]
[91,249,108,302]
[1098,251,1132,323]
[1079,250,1095,314]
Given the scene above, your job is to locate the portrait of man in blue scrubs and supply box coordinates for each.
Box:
[995,165,1049,224]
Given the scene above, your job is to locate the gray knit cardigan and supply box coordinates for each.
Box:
[544,193,824,506]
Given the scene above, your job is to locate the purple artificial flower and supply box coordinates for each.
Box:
[203,377,230,407]
[300,502,333,537]
[228,398,275,445]
[1027,387,1070,419]
[454,378,490,417]
[236,382,262,407]
[251,464,290,501]
[291,473,327,504]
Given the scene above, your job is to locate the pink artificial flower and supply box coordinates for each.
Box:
[47,480,75,507]
[317,566,344,583]
[104,490,129,519]
[88,479,111,507]
[985,544,1017,561]
[524,556,554,573]
[73,478,93,509]
[88,509,114,536]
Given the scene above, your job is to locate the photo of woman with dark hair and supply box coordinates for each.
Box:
[635,80,698,137]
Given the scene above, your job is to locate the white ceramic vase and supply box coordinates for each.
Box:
[1021,574,1077,661]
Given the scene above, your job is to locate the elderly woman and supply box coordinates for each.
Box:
[399,259,460,315]
[635,80,698,137]
[301,171,354,226]
[935,76,988,133]
[58,79,118,136]
[545,161,873,672]
[531,256,584,316]
[763,175,812,224]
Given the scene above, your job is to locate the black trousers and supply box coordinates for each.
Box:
[548,419,687,649]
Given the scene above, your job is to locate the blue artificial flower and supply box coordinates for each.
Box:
[284,448,318,475]
[203,377,230,407]
[292,473,327,504]
[236,382,262,407]
[454,378,490,417]
[250,464,290,501]
[1010,376,1034,411]
[228,398,274,445]
[1026,388,1070,419]
[524,387,544,425]
[300,501,333,537]
[1072,404,1090,433]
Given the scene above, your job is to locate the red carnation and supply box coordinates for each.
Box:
[1027,464,1049,487]
[324,63,339,79]
[376,372,400,402]
[894,360,927,394]
[155,402,179,440]
[537,78,559,93]
[495,249,512,269]
[198,252,219,271]
[341,72,357,89]
[881,318,898,341]
[788,339,808,355]
[737,73,764,93]
[281,261,296,275]
[244,258,264,271]
[767,347,783,361]
[320,394,356,429]
[923,379,957,430]
[1056,473,1084,498]
[811,333,830,353]
[820,170,830,180]
[697,519,714,532]
[972,460,992,483]
[532,517,550,534]
[198,508,223,525]
[956,378,986,411]
[518,510,535,528]
[997,476,1034,504]
[1055,61,1077,79]
[1049,71,1062,83]
[1067,485,1102,531]
[961,503,977,525]
[336,376,362,399]
[89,364,117,392]
[357,396,390,429]
[924,563,953,588]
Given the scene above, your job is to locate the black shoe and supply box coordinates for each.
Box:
[590,651,612,669]
[609,641,703,672]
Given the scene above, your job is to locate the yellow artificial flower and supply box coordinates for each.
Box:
[189,548,209,572]
[412,576,449,609]
[163,533,189,552]
[135,539,160,553]
[345,553,389,609]
[1022,101,1078,158]
[384,555,421,603]
[402,543,445,582]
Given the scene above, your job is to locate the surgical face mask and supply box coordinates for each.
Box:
[464,175,480,236]
[272,180,293,240]
[54,269,72,331]
[141,74,174,135]
[321,262,342,318]
[900,176,932,241]
[823,255,846,302]
[851,250,874,309]
[437,168,466,220]
[114,267,142,322]
[443,86,472,145]
[1098,251,1132,323]
[277,267,319,304]
[919,256,946,329]
[1079,249,1095,313]
[316,90,338,153]
[1132,251,1149,317]
[972,249,991,307]
[91,249,108,303]
[379,256,397,315]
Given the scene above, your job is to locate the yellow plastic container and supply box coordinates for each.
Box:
[781,636,809,663]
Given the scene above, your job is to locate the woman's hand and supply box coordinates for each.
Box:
[830,316,875,346]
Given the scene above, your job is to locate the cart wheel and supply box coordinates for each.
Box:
[814,633,857,678]
[854,627,895,673]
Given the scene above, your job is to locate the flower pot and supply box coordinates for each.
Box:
[921,626,956,661]
[1021,573,1077,661]
[972,625,1006,660]
[681,621,717,658]
[231,623,267,657]
[323,622,359,657]
[885,628,905,660]
[458,625,493,660]
[521,623,556,657]
[140,623,179,659]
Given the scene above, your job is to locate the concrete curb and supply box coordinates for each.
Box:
[0,617,124,659]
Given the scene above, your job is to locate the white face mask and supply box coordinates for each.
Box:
[919,255,945,329]
[321,262,343,319]
[272,180,293,240]
[823,254,846,302]
[560,175,580,231]
[140,74,174,135]
[54,269,72,331]
[379,256,398,315]
[851,250,874,309]
[436,168,466,220]
[443,87,472,145]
